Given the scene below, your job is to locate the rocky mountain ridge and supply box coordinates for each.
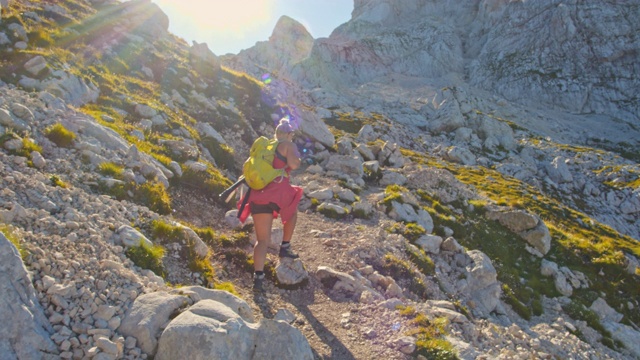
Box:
[0,0,639,359]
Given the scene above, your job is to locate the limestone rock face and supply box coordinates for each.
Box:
[222,15,314,76]
[0,233,58,359]
[189,41,221,77]
[469,0,640,123]
[230,0,639,125]
[119,0,169,37]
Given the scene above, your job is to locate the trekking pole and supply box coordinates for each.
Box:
[219,176,246,203]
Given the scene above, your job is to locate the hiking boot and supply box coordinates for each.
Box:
[253,273,265,293]
[279,246,299,259]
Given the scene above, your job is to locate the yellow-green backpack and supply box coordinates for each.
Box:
[242,136,288,190]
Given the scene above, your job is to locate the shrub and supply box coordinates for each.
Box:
[178,166,230,199]
[50,175,67,188]
[214,282,238,296]
[399,306,459,359]
[45,123,76,148]
[502,284,531,320]
[201,137,236,171]
[126,241,166,278]
[133,182,171,214]
[21,137,43,157]
[406,245,435,276]
[381,184,409,208]
[403,223,426,242]
[222,249,254,273]
[0,132,42,159]
[563,301,611,340]
[28,27,54,48]
[189,255,215,287]
[97,179,127,200]
[98,162,124,179]
[151,220,183,241]
[381,254,427,298]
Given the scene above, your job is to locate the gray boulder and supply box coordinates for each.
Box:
[23,56,47,76]
[546,156,573,184]
[487,209,551,255]
[487,209,539,233]
[0,233,58,359]
[520,220,552,256]
[0,107,30,132]
[464,250,501,316]
[119,292,191,355]
[445,146,476,166]
[156,299,313,360]
[116,225,153,248]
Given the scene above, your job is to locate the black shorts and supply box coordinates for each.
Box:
[250,202,280,214]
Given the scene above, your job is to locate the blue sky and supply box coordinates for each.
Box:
[152,0,353,55]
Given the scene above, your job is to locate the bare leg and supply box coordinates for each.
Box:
[252,213,273,272]
[282,211,297,242]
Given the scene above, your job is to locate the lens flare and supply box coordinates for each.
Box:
[261,73,272,84]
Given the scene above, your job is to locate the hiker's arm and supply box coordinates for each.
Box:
[284,141,301,170]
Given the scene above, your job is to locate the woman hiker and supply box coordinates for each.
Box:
[237,118,303,291]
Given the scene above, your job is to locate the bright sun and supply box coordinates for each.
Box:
[153,0,275,40]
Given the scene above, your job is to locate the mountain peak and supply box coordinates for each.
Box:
[270,15,313,47]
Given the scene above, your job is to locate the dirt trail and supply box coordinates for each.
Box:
[172,186,411,359]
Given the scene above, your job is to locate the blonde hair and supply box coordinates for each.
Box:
[275,118,294,140]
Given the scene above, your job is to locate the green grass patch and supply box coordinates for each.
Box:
[98,180,171,214]
[324,111,389,135]
[126,240,166,278]
[405,150,640,326]
[0,132,42,159]
[562,301,620,349]
[213,282,238,296]
[387,222,426,243]
[399,306,459,359]
[220,249,254,273]
[201,137,237,172]
[133,181,171,214]
[189,254,215,287]
[502,284,531,320]
[21,137,43,157]
[28,27,55,48]
[50,175,68,188]
[151,220,184,241]
[382,184,409,207]
[151,220,217,286]
[378,254,427,299]
[176,166,231,200]
[98,162,124,179]
[403,223,426,242]
[406,244,435,276]
[1,225,27,259]
[45,123,76,148]
[324,112,364,134]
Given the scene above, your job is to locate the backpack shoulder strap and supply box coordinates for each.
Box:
[275,147,287,162]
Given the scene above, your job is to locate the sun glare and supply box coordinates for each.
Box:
[153,0,274,43]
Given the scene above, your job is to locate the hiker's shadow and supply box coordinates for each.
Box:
[294,303,356,360]
[252,290,275,319]
[282,277,355,360]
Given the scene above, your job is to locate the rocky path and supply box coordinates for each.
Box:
[217,209,412,360]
